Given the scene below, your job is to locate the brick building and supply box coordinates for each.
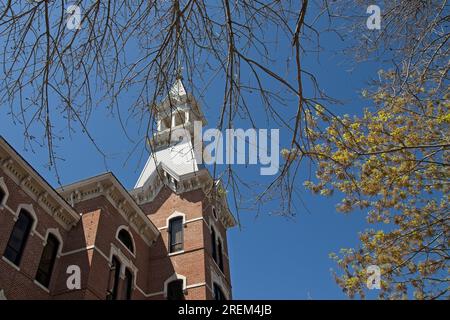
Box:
[0,78,236,300]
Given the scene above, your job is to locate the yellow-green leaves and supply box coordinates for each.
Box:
[303,72,449,299]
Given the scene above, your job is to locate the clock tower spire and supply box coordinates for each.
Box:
[131,76,236,300]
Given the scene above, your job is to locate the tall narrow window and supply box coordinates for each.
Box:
[35,234,60,288]
[118,229,134,253]
[0,187,6,205]
[167,279,184,300]
[168,217,183,253]
[213,283,226,300]
[4,209,34,266]
[106,256,121,300]
[217,238,224,272]
[211,227,217,262]
[123,268,133,300]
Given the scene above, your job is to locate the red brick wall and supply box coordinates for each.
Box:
[202,198,232,299]
[53,195,154,300]
[0,166,233,300]
[140,186,232,300]
[0,168,154,300]
[0,169,59,299]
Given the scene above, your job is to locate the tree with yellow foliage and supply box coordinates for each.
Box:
[286,69,449,299]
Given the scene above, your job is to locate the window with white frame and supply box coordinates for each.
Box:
[168,216,183,253]
[35,233,60,288]
[4,209,34,266]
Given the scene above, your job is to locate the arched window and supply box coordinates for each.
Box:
[211,227,217,262]
[118,229,134,253]
[106,256,121,300]
[4,209,34,266]
[167,279,184,300]
[35,234,60,288]
[168,217,183,253]
[123,268,133,300]
[217,238,224,272]
[0,186,6,205]
[213,283,226,301]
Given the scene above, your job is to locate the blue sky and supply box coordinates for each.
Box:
[0,3,389,299]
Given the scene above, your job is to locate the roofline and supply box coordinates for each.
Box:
[132,161,237,228]
[0,136,80,222]
[57,172,160,240]
[57,171,111,191]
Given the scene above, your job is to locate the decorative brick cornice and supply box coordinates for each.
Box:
[0,137,80,230]
[131,165,237,229]
[131,165,211,204]
[57,173,160,246]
